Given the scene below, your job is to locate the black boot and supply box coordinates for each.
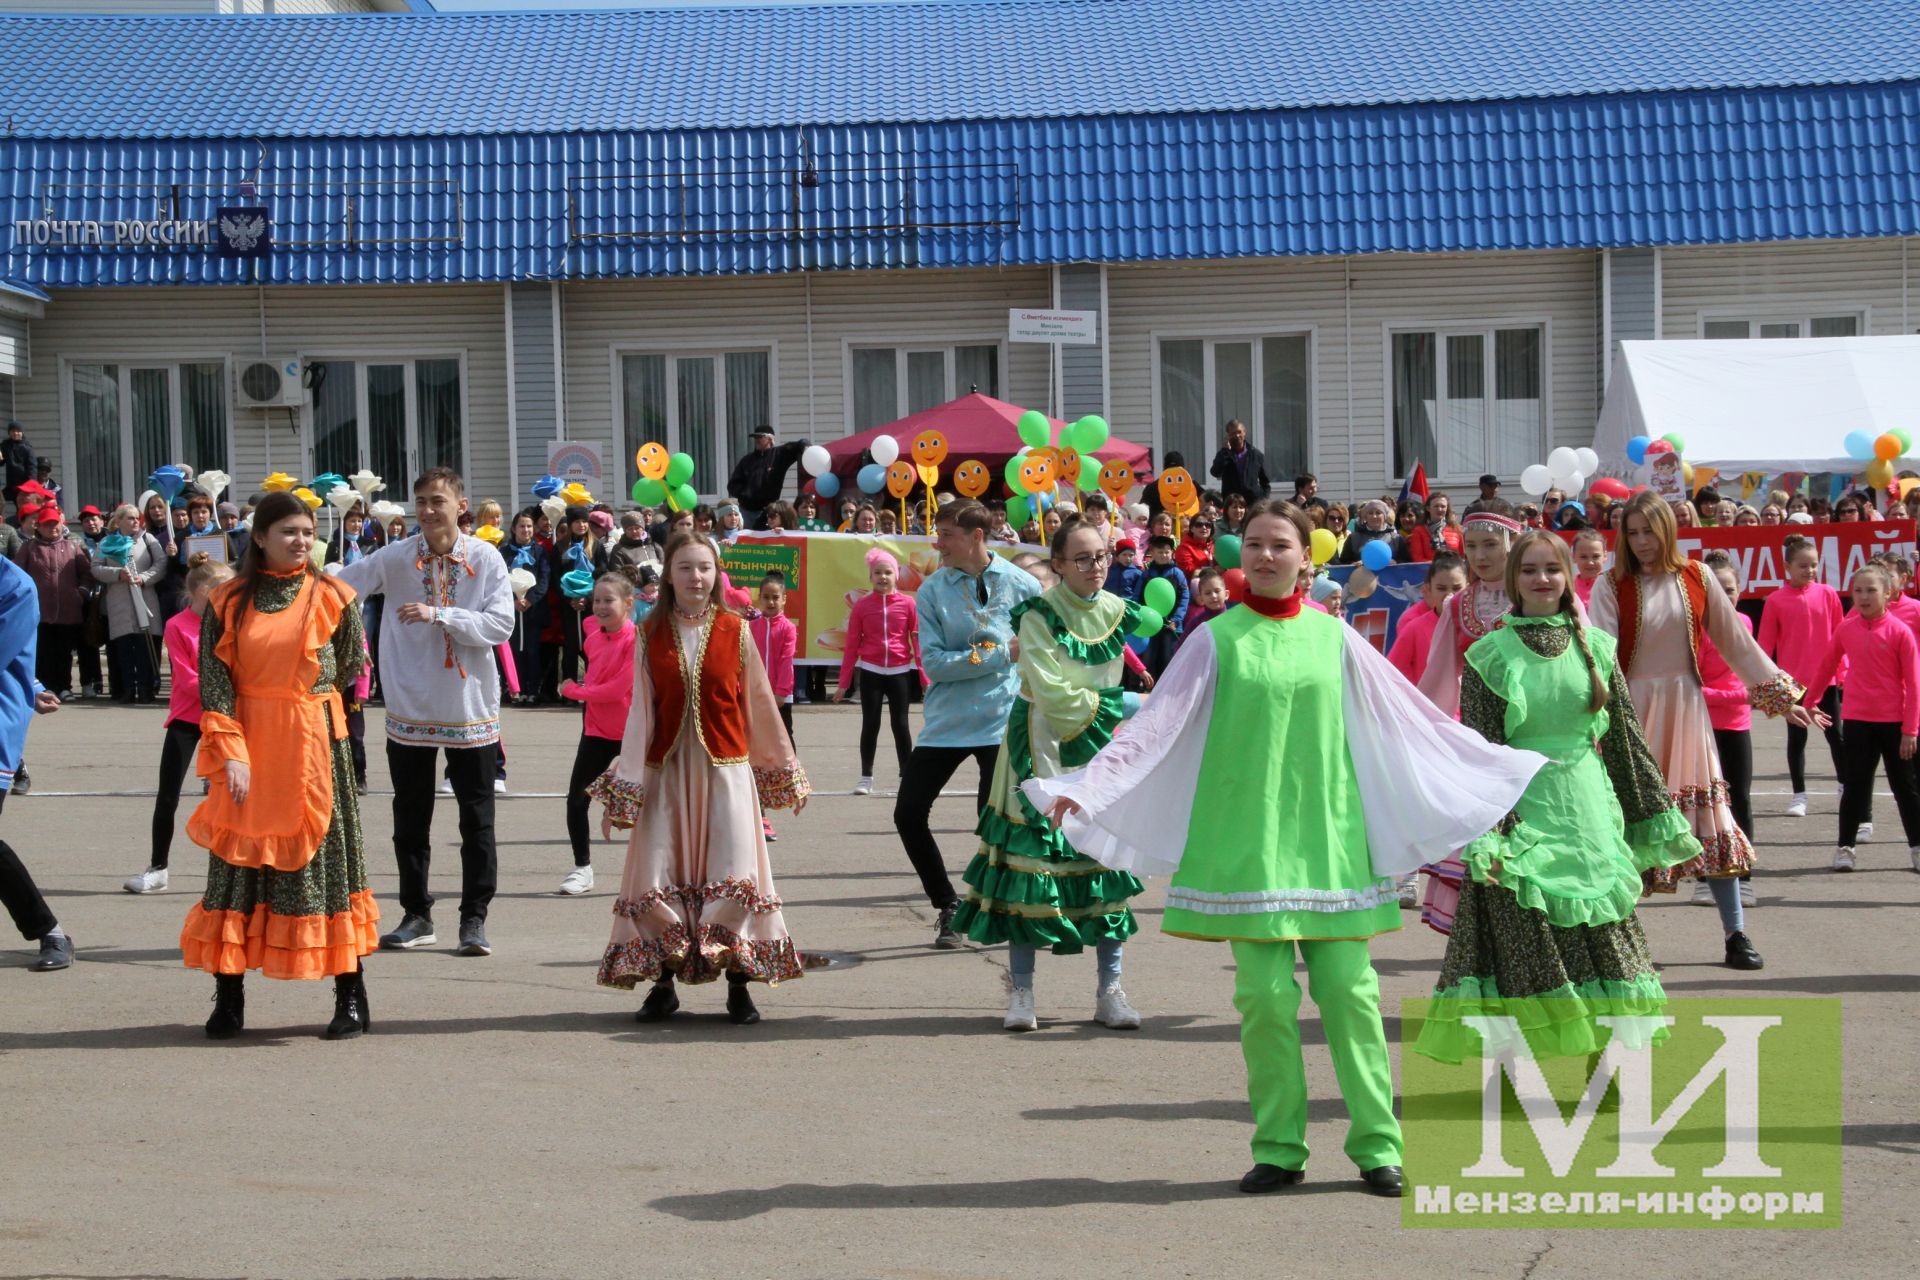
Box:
[206,974,244,1040]
[634,977,680,1023]
[324,965,369,1040]
[726,971,761,1026]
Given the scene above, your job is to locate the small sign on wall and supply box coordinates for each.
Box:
[1009,308,1098,345]
[547,440,604,485]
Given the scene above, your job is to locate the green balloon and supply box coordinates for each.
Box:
[1895,428,1915,454]
[1131,607,1163,639]
[667,483,697,513]
[1071,414,1110,450]
[1144,576,1176,617]
[664,452,696,487]
[1660,433,1686,455]
[1005,494,1029,529]
[1074,464,1100,493]
[1215,533,1242,569]
[632,476,667,506]
[1004,452,1029,490]
[1016,410,1052,450]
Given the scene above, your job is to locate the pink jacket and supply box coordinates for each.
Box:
[749,611,798,700]
[1803,611,1920,735]
[839,590,921,687]
[563,618,637,740]
[1758,582,1843,698]
[1699,613,1753,733]
[1387,601,1438,685]
[165,609,203,728]
[1574,574,1599,608]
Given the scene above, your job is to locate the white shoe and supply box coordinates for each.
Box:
[1859,821,1875,843]
[494,778,507,794]
[1786,793,1807,818]
[1739,879,1756,907]
[853,776,873,796]
[1095,984,1142,1030]
[558,866,594,896]
[1397,875,1419,908]
[122,866,168,894]
[1832,847,1856,872]
[1004,985,1037,1032]
[1690,879,1714,905]
[1909,846,1920,873]
[437,777,454,795]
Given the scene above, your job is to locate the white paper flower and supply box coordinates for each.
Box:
[508,567,537,598]
[349,469,385,498]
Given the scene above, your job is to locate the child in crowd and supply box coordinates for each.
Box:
[634,565,660,619]
[605,509,663,581]
[1386,552,1466,686]
[1800,562,1920,873]
[1173,514,1215,578]
[878,508,901,536]
[1699,551,1758,906]
[836,548,920,794]
[124,553,234,895]
[1309,575,1344,618]
[762,501,797,534]
[1873,553,1920,632]
[1571,527,1608,607]
[1185,566,1230,631]
[1104,539,1143,600]
[1759,534,1845,818]
[795,493,833,533]
[1138,534,1189,678]
[558,575,638,897]
[1121,503,1150,547]
[750,570,799,841]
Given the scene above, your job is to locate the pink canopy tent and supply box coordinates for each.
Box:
[812,393,1154,496]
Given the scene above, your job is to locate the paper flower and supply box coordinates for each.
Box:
[348,469,385,498]
[262,472,297,492]
[475,523,505,546]
[508,567,537,598]
[292,487,322,510]
[196,470,232,504]
[369,500,405,522]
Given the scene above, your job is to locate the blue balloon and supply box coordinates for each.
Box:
[1625,435,1652,466]
[531,473,562,501]
[1360,538,1394,571]
[1844,431,1877,462]
[857,464,887,495]
[815,472,841,499]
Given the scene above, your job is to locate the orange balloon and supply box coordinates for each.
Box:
[1058,446,1083,484]
[635,442,670,481]
[1875,432,1903,462]
[1157,467,1196,512]
[1018,454,1057,494]
[1097,458,1135,504]
[912,430,950,468]
[886,460,917,499]
[953,459,991,499]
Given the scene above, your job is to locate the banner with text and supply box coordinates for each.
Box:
[1565,520,1915,599]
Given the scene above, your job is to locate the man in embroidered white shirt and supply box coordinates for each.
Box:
[335,468,515,958]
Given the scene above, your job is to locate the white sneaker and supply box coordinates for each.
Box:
[1739,879,1756,907]
[494,778,507,794]
[1832,847,1856,872]
[1004,985,1037,1032]
[853,776,873,796]
[1859,821,1875,843]
[558,866,594,896]
[437,777,454,795]
[1095,984,1142,1030]
[1397,875,1419,908]
[1690,879,1714,906]
[1786,793,1807,818]
[122,866,168,894]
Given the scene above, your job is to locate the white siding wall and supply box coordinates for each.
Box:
[15,284,508,506]
[1660,237,1918,338]
[1106,250,1601,497]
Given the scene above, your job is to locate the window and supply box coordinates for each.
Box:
[1156,335,1310,479]
[1701,313,1862,340]
[849,344,999,430]
[308,356,464,499]
[1392,325,1544,481]
[620,349,771,497]
[67,360,229,514]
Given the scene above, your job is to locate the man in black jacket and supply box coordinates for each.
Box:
[725,426,810,528]
[1207,419,1270,502]
[2,420,37,520]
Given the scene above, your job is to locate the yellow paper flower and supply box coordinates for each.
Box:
[292,486,322,510]
[559,482,593,506]
[262,471,298,492]
[475,522,505,545]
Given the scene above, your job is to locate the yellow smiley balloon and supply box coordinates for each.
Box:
[1156,467,1195,513]
[635,443,670,481]
[953,459,991,499]
[1018,454,1057,494]
[886,460,918,499]
[912,430,949,468]
[1098,458,1135,504]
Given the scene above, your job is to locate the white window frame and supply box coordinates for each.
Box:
[1147,327,1318,473]
[840,337,1006,432]
[609,342,780,501]
[57,353,235,508]
[296,349,472,491]
[1694,308,1869,339]
[1383,317,1554,485]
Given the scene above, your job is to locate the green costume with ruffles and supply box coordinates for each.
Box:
[1416,613,1700,1063]
[950,585,1148,952]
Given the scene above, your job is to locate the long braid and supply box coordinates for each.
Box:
[1568,605,1608,715]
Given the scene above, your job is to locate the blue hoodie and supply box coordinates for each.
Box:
[0,557,44,793]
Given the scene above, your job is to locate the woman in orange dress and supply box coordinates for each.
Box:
[588,532,810,1026]
[180,491,379,1040]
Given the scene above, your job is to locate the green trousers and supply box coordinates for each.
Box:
[1230,937,1404,1171]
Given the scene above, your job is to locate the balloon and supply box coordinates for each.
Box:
[954,460,991,499]
[664,452,695,487]
[1005,494,1029,528]
[1590,477,1631,500]
[1309,528,1337,565]
[886,460,917,499]
[1215,534,1242,569]
[560,568,595,599]
[1660,433,1687,455]
[1625,436,1652,465]
[1361,538,1395,572]
[1156,467,1196,512]
[634,446,669,482]
[1144,576,1177,617]
[1070,415,1110,451]
[1130,607,1163,639]
[869,435,900,467]
[532,473,564,500]
[668,483,697,513]
[1843,431,1876,462]
[1564,472,1584,495]
[912,430,949,468]
[1547,447,1581,484]
[1004,452,1029,490]
[1895,428,1916,454]
[1875,432,1903,462]
[508,567,537,599]
[1057,446,1083,484]
[801,444,833,476]
[1645,439,1674,457]
[1520,464,1554,496]
[632,476,667,506]
[1034,490,1055,513]
[1575,447,1600,477]
[814,472,841,499]
[1016,410,1052,449]
[857,464,887,494]
[1867,459,1895,489]
[1221,567,1249,603]
[1098,459,1134,504]
[1018,453,1056,494]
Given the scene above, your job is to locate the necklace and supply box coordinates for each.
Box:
[674,603,712,622]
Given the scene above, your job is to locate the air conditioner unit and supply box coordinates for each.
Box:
[233,355,305,410]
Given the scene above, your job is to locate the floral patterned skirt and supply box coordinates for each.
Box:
[1630,674,1753,885]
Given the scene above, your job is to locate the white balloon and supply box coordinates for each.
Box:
[1564,472,1584,495]
[1575,447,1600,477]
[870,435,901,467]
[1520,464,1554,496]
[800,445,832,477]
[1547,447,1581,484]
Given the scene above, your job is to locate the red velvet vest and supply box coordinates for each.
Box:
[1617,558,1709,681]
[646,611,751,768]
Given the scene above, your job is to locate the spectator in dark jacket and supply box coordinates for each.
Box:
[2,420,37,516]
[1207,419,1271,501]
[726,426,811,528]
[14,508,89,697]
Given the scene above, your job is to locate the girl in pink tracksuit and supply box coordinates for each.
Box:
[1700,553,1758,906]
[835,547,922,794]
[1758,535,1845,816]
[558,575,638,896]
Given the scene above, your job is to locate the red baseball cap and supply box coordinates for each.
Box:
[1115,538,1138,552]
[79,504,102,517]
[35,506,63,524]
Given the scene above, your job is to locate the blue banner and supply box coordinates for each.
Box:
[1326,562,1428,655]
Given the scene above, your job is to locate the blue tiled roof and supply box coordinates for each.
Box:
[4,0,1919,139]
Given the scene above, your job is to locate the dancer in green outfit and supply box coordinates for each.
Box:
[1415,531,1699,1065]
[952,517,1154,1031]
[1030,500,1545,1198]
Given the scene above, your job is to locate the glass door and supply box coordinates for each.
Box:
[67,361,230,513]
[308,357,464,498]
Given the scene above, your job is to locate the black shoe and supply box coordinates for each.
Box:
[378,913,436,950]
[1238,1164,1305,1194]
[726,973,762,1025]
[324,967,370,1040]
[456,918,492,957]
[933,901,962,950]
[206,974,245,1039]
[30,933,72,971]
[1359,1165,1405,1197]
[10,769,27,795]
[1724,931,1764,971]
[634,979,680,1022]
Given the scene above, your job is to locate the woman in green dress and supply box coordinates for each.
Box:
[950,517,1152,1032]
[1416,530,1700,1066]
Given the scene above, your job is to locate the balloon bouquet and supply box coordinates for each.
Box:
[1842,428,1916,495]
[1001,409,1112,534]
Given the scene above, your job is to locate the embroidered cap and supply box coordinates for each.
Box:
[1463,511,1524,535]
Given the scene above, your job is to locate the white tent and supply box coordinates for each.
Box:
[1592,336,1920,474]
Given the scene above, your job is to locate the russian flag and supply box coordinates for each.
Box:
[1399,461,1430,506]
